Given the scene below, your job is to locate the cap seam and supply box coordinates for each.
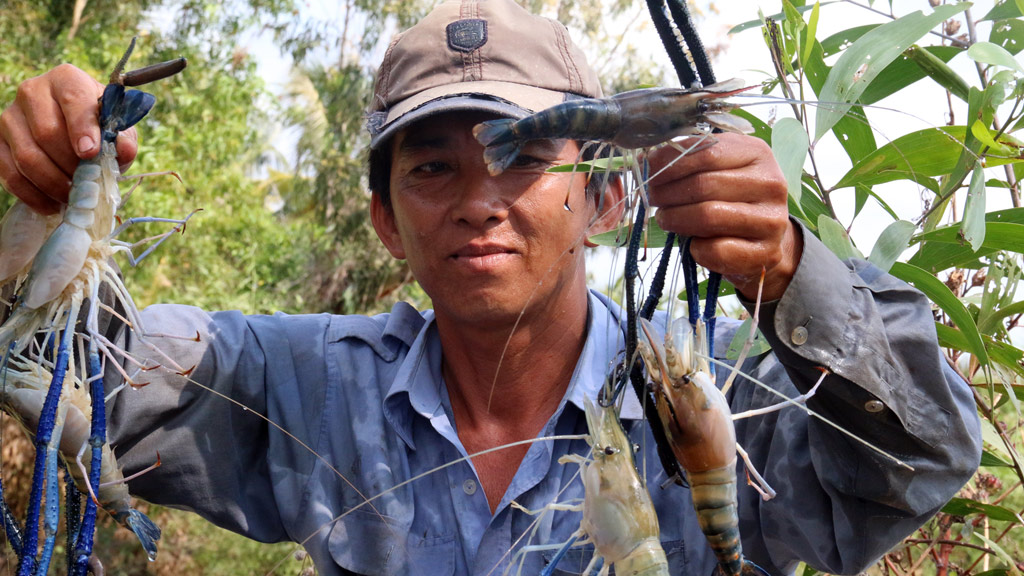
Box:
[550,19,581,94]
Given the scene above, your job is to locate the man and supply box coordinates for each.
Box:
[0,0,980,575]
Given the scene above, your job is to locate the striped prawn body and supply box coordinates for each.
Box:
[472,79,755,176]
[637,317,763,576]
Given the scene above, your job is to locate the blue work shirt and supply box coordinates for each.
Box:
[109,231,981,576]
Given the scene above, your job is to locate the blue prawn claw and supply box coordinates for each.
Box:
[116,509,161,561]
[99,84,156,141]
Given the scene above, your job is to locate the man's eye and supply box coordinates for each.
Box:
[414,161,448,174]
[511,154,544,168]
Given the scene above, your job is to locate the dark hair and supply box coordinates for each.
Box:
[368,140,615,208]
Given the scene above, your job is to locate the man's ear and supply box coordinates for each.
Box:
[370,193,407,260]
[584,176,625,247]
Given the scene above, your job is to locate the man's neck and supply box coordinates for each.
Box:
[433,286,590,511]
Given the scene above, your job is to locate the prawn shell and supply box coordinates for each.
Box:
[581,397,665,571]
[20,222,92,309]
[0,201,51,284]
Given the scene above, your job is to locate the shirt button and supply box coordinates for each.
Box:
[791,326,808,345]
[864,399,885,413]
[463,479,478,495]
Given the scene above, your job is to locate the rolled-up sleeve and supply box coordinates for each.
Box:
[730,225,981,574]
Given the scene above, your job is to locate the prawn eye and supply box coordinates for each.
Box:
[603,446,618,456]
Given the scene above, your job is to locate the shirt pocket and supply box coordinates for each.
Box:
[328,509,456,576]
[541,540,686,575]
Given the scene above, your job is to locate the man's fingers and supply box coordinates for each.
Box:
[0,104,72,207]
[0,140,62,215]
[655,201,788,242]
[49,63,105,159]
[115,127,139,172]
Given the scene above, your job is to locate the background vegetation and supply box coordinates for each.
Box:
[0,0,1022,574]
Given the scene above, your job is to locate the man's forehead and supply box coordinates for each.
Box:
[392,112,570,155]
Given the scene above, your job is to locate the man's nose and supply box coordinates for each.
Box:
[449,167,511,228]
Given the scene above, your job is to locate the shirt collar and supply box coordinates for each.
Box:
[382,290,646,450]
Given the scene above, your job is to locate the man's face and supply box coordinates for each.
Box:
[371,111,621,326]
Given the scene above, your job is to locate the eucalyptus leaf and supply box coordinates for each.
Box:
[980,449,1014,467]
[867,220,915,272]
[587,217,668,248]
[817,215,864,260]
[991,18,1024,55]
[802,2,820,66]
[942,497,1022,522]
[726,317,772,361]
[728,2,836,34]
[836,126,968,189]
[960,159,988,252]
[889,262,989,364]
[981,1,1023,22]
[909,222,1024,271]
[815,4,970,141]
[819,24,878,58]
[969,41,1024,73]
[772,118,809,207]
[548,156,630,173]
[973,532,1022,574]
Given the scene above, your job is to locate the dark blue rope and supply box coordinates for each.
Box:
[71,348,105,576]
[64,460,82,573]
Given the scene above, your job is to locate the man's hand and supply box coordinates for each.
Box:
[646,133,801,302]
[0,64,139,215]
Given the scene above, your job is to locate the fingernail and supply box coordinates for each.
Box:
[77,135,95,155]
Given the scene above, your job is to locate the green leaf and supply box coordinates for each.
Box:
[868,220,915,272]
[678,277,736,303]
[980,449,1015,467]
[942,497,1022,522]
[728,2,836,34]
[982,1,1023,21]
[802,41,878,164]
[817,215,864,260]
[960,159,988,252]
[819,24,878,58]
[730,109,773,145]
[836,126,968,189]
[895,45,970,103]
[801,2,820,66]
[548,156,630,173]
[974,532,1023,574]
[991,18,1024,55]
[772,118,809,207]
[972,119,1017,156]
[815,3,970,141]
[969,41,1024,74]
[910,222,1024,271]
[588,217,669,248]
[726,317,772,361]
[889,262,989,364]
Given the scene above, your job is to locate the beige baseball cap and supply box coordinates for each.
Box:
[366,0,603,149]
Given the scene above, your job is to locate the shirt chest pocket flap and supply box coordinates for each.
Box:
[328,509,456,576]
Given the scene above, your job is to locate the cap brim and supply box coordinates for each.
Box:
[369,81,568,149]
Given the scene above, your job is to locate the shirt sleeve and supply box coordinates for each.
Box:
[727,223,982,574]
[106,305,333,544]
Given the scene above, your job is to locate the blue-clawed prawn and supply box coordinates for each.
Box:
[0,38,189,571]
[472,79,755,177]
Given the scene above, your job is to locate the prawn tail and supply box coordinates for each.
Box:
[472,118,522,175]
[117,508,161,561]
[711,559,771,576]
